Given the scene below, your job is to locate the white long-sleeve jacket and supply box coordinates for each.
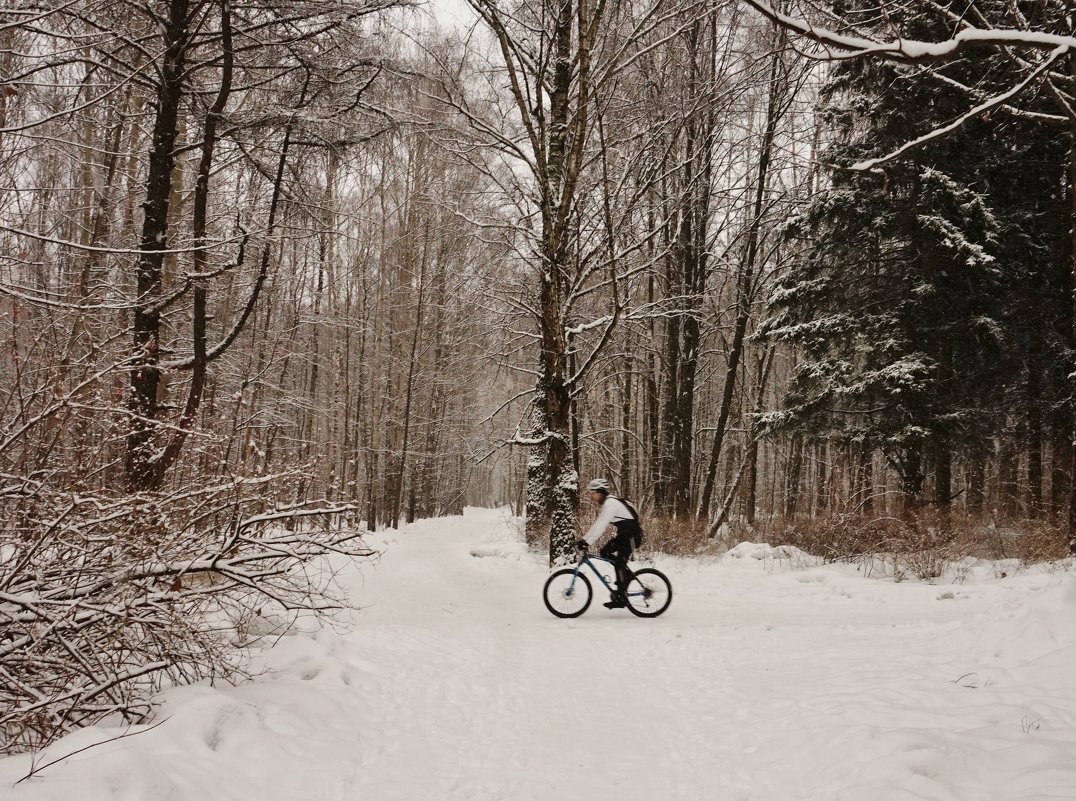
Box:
[582,496,634,545]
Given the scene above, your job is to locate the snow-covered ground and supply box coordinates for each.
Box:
[3,507,1075,800]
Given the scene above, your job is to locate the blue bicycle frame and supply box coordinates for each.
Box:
[569,550,637,597]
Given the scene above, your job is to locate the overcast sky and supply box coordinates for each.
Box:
[425,0,479,30]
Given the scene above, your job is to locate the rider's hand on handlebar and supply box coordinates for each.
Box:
[575,539,588,551]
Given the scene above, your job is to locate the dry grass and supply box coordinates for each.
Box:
[757,513,1071,581]
[547,506,1070,576]
[638,514,714,557]
[1005,519,1072,563]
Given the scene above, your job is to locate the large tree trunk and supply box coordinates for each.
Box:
[125,0,189,490]
[524,400,552,545]
[541,48,578,561]
[1067,60,1076,552]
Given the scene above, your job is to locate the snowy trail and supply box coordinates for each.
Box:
[3,508,1075,801]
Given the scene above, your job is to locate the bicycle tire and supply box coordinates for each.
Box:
[543,568,592,618]
[623,568,672,617]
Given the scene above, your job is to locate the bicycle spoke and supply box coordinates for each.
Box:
[623,568,672,617]
[543,569,592,618]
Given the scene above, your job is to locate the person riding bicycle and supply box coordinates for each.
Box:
[575,478,642,609]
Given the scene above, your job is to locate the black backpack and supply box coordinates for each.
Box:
[617,498,643,548]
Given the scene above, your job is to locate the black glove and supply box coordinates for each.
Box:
[575,539,588,551]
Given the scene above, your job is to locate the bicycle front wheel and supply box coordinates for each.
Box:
[623,568,672,617]
[543,568,592,618]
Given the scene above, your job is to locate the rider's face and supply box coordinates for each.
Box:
[590,490,603,505]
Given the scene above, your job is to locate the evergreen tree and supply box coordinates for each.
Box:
[760,3,1070,511]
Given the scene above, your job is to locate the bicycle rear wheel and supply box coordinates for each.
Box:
[623,568,672,617]
[543,569,592,618]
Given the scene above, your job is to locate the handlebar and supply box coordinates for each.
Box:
[575,543,613,564]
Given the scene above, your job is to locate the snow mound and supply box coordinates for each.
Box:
[724,541,813,561]
[469,543,528,560]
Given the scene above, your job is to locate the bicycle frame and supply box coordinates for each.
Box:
[568,551,636,596]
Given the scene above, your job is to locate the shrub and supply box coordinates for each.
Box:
[759,512,1069,581]
[0,471,371,754]
[638,514,713,557]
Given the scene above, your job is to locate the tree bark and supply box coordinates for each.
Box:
[1026,351,1043,517]
[967,448,986,515]
[1067,51,1076,552]
[933,440,951,510]
[784,435,804,519]
[999,430,1019,519]
[859,444,875,515]
[153,0,234,484]
[391,225,428,528]
[125,0,190,490]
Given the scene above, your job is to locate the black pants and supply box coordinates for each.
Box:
[600,531,635,597]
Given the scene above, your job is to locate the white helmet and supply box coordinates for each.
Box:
[586,478,611,493]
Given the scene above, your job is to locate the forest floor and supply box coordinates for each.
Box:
[3,507,1075,801]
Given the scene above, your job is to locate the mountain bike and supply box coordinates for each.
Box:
[542,545,672,618]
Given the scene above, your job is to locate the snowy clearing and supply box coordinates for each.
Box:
[3,507,1075,801]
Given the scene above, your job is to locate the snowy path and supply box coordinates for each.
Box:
[3,508,1075,800]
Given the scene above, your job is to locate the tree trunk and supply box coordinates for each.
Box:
[391,225,428,528]
[125,0,189,490]
[645,273,660,505]
[525,401,552,545]
[859,444,875,515]
[698,28,784,520]
[740,348,774,525]
[1026,357,1043,518]
[999,431,1019,519]
[967,448,986,515]
[655,250,680,515]
[784,435,804,518]
[900,446,923,514]
[1051,413,1072,520]
[620,354,633,498]
[933,440,951,510]
[813,441,829,516]
[1067,55,1076,552]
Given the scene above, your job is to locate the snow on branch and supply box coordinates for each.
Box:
[564,314,614,337]
[851,46,1068,170]
[510,431,552,447]
[0,472,373,755]
[743,1,1076,62]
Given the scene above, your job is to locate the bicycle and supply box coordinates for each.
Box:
[542,544,672,618]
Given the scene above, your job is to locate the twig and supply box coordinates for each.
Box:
[15,716,172,786]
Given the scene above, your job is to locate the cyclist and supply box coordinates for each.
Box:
[575,478,642,609]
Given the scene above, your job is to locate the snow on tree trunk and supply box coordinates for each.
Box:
[525,402,552,546]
